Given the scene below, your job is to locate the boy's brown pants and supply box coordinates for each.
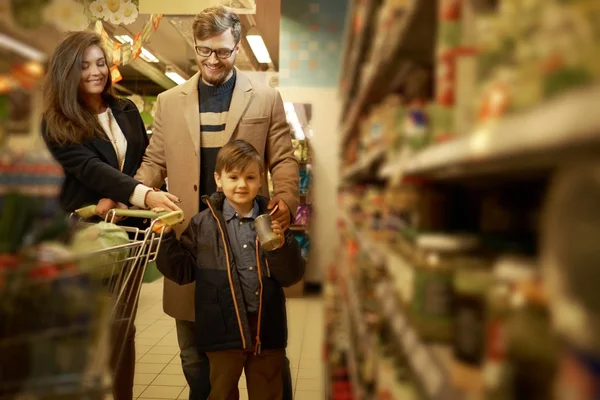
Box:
[206,314,285,400]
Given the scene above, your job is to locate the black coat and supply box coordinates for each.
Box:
[42,96,149,213]
[156,193,306,353]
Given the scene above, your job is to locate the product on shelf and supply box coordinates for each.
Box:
[402,99,431,150]
[410,234,479,343]
[292,139,309,163]
[299,169,311,195]
[475,0,600,125]
[507,279,558,400]
[453,255,494,367]
[434,0,479,142]
[294,204,311,227]
[364,186,385,239]
[482,255,537,399]
[293,233,310,260]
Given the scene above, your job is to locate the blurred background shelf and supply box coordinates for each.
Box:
[340,145,386,183]
[347,85,600,183]
[340,0,436,145]
[401,85,600,180]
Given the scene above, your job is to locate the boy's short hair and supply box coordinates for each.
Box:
[192,6,242,43]
[215,140,264,174]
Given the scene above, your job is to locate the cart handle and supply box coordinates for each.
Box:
[74,205,184,227]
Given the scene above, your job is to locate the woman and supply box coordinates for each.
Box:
[41,31,177,400]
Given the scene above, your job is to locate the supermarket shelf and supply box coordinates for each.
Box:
[341,218,460,399]
[375,281,455,400]
[356,234,457,399]
[341,0,381,113]
[341,146,387,182]
[346,272,368,341]
[340,0,432,145]
[340,294,366,400]
[396,85,600,179]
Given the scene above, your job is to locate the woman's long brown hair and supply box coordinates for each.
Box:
[43,31,117,144]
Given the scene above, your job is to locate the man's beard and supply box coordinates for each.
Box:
[201,62,234,86]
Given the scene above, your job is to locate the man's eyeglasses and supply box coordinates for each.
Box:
[194,46,236,59]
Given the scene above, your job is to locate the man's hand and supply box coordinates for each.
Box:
[96,198,118,218]
[145,190,181,212]
[96,198,128,222]
[267,197,291,231]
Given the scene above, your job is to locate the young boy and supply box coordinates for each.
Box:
[155,139,305,400]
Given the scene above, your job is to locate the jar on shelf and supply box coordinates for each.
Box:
[482,255,537,400]
[453,256,494,367]
[507,278,558,400]
[410,233,479,343]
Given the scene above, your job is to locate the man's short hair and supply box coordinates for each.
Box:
[215,140,263,175]
[193,6,242,43]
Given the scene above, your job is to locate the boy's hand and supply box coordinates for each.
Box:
[271,220,285,248]
[152,207,172,234]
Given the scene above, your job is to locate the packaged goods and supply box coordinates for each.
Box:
[294,204,311,227]
[475,0,600,124]
[299,169,311,195]
[403,100,430,150]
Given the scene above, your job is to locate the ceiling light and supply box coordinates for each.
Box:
[139,48,160,63]
[246,27,271,64]
[114,34,159,63]
[114,34,133,44]
[0,33,46,61]
[165,69,186,85]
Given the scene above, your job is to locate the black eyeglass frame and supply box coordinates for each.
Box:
[193,41,239,59]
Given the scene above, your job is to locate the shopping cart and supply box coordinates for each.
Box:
[0,207,183,400]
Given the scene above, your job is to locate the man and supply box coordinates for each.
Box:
[133,6,299,400]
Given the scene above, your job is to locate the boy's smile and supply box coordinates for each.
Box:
[215,162,262,215]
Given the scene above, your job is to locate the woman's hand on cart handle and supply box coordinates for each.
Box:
[145,189,181,212]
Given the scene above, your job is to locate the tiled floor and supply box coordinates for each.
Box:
[132,279,324,399]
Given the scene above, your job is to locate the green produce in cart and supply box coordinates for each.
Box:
[70,222,130,279]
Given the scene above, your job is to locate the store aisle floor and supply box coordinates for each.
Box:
[131,279,324,400]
